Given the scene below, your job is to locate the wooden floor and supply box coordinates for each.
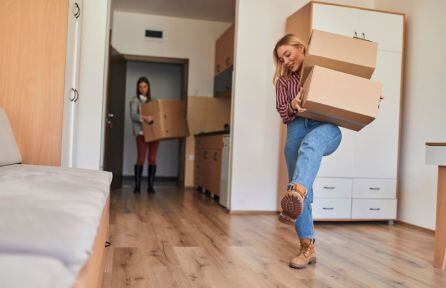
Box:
[103,181,446,288]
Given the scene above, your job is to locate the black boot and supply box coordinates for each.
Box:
[133,165,143,193]
[148,165,157,193]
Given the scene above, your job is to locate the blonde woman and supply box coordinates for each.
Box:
[273,34,342,269]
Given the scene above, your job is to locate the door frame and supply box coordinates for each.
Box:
[103,47,127,190]
[103,52,189,188]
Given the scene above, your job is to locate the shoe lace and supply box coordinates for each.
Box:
[300,243,312,258]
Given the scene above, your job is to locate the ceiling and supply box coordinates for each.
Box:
[112,0,236,22]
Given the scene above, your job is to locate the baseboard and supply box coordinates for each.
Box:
[396,220,435,234]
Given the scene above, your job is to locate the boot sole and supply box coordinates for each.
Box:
[280,192,304,221]
[278,213,295,225]
[289,257,317,269]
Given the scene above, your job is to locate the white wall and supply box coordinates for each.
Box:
[229,0,374,211]
[122,61,182,177]
[75,0,111,169]
[374,0,446,229]
[112,11,231,97]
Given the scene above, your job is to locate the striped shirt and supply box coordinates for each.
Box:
[275,72,301,123]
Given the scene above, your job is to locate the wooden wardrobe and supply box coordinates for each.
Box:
[0,0,69,165]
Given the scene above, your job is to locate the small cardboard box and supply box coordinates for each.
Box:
[141,99,190,142]
[300,66,382,131]
[302,29,378,81]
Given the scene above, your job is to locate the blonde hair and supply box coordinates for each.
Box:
[273,34,307,85]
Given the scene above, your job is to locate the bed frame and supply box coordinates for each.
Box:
[73,196,110,288]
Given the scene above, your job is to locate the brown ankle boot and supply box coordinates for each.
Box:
[289,238,316,269]
[279,183,307,225]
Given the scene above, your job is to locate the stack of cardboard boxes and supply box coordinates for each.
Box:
[300,30,382,131]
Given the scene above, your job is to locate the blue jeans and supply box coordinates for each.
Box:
[284,118,342,240]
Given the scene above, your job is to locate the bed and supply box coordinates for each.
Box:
[0,107,112,288]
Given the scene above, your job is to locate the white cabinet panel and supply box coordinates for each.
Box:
[318,128,356,177]
[357,9,404,53]
[313,198,352,219]
[314,178,352,198]
[312,4,359,38]
[353,178,397,199]
[61,0,83,167]
[354,51,402,178]
[352,199,397,219]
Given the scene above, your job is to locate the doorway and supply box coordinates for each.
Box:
[103,51,189,190]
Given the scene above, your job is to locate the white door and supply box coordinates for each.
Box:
[354,50,402,178]
[61,0,83,167]
[311,3,359,38]
[357,9,404,53]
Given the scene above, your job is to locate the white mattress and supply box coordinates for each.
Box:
[0,254,74,288]
[0,164,112,275]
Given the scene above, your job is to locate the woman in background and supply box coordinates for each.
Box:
[129,76,159,193]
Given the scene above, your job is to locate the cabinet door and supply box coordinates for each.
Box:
[357,9,404,53]
[214,67,233,98]
[209,149,222,196]
[318,128,356,177]
[215,24,234,76]
[194,148,203,187]
[201,149,210,190]
[215,38,224,75]
[222,24,235,71]
[62,0,83,167]
[311,3,359,38]
[354,51,402,178]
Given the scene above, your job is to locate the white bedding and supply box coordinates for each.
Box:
[0,254,74,288]
[0,164,112,274]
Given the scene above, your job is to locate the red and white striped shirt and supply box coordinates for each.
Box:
[275,72,301,123]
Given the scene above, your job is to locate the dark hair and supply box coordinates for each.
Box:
[136,76,151,102]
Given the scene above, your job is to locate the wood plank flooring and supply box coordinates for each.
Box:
[102,181,446,287]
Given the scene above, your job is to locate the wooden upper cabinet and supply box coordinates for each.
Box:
[215,24,235,76]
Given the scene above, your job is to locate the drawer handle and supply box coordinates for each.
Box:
[322,207,334,210]
[369,208,381,211]
[323,186,335,190]
[369,187,381,191]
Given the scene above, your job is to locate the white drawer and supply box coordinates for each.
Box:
[314,178,352,198]
[352,199,397,219]
[313,198,352,220]
[353,179,397,198]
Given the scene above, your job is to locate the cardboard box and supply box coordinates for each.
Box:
[141,99,190,142]
[301,66,382,131]
[302,29,378,81]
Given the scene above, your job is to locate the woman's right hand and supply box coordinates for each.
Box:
[141,115,154,123]
[291,87,306,113]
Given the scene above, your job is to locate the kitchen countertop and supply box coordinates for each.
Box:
[194,130,230,137]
